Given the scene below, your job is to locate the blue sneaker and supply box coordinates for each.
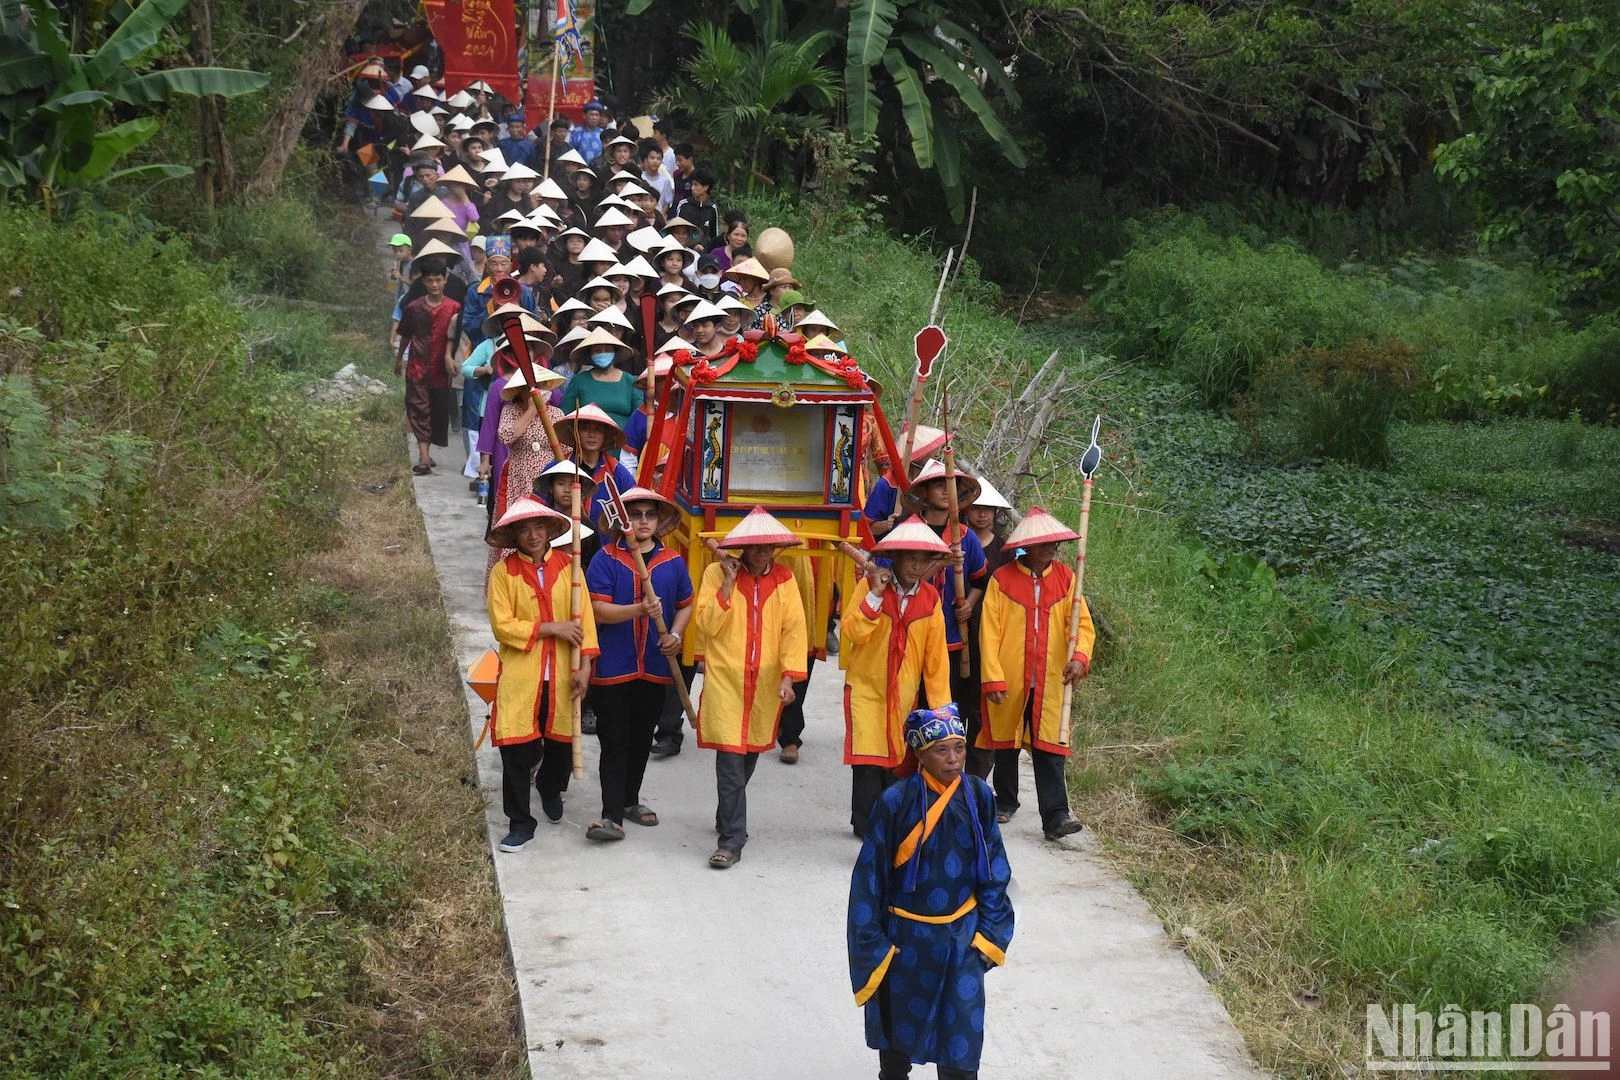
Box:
[498,830,534,852]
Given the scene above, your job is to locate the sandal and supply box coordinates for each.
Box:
[411,464,432,475]
[586,821,625,842]
[708,847,740,869]
[624,804,659,827]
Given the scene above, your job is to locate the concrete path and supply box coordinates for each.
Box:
[411,464,1263,1079]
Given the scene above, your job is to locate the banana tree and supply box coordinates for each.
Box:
[845,0,1024,216]
[0,0,267,215]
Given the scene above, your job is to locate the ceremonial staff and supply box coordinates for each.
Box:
[497,307,583,778]
[601,475,697,725]
[1058,416,1103,749]
[940,385,971,677]
[896,323,948,487]
[540,16,563,178]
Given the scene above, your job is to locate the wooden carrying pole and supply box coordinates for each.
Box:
[1059,417,1104,748]
[604,477,696,724]
[940,386,971,677]
[540,38,562,177]
[567,471,585,779]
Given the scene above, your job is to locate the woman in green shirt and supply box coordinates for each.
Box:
[561,327,644,429]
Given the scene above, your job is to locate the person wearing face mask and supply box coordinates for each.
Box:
[691,254,724,300]
[560,327,644,430]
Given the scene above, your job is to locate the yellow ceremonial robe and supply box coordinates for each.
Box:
[488,550,600,747]
[978,559,1094,757]
[840,583,951,768]
[693,561,809,753]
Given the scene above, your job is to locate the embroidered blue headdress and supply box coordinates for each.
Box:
[899,703,990,895]
[904,702,964,753]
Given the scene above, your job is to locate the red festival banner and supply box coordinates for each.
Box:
[523,0,596,131]
[424,0,521,103]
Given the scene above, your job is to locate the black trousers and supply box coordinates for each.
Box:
[876,983,977,1079]
[951,661,992,779]
[499,738,545,834]
[777,656,817,748]
[714,750,759,851]
[654,661,698,745]
[594,679,662,822]
[850,764,896,838]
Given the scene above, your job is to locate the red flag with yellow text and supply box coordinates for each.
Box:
[424,0,520,102]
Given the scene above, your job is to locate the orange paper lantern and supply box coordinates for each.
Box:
[465,648,499,704]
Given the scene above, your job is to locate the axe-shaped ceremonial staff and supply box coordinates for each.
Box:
[601,475,697,725]
[1058,416,1103,749]
[940,385,971,677]
[497,307,585,779]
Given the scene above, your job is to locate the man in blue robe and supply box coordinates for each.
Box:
[848,704,1014,1079]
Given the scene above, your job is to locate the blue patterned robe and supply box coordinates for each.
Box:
[847,770,1013,1071]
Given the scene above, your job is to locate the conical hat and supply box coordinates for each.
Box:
[898,424,946,461]
[502,162,540,181]
[904,458,982,510]
[969,475,1013,511]
[626,225,665,252]
[723,257,769,282]
[637,354,676,381]
[663,215,699,232]
[363,93,394,111]
[488,495,571,549]
[557,149,587,166]
[719,507,799,549]
[411,83,442,101]
[410,111,440,136]
[657,282,691,298]
[594,206,634,229]
[1006,506,1078,548]
[528,208,561,229]
[549,522,596,549]
[602,486,679,538]
[538,459,600,492]
[499,361,564,398]
[556,403,626,452]
[478,148,509,174]
[619,254,656,278]
[577,325,634,353]
[610,169,640,185]
[536,177,568,200]
[448,114,475,131]
[508,214,542,234]
[446,90,474,108]
[656,239,697,268]
[873,516,951,555]
[495,208,529,228]
[714,295,752,315]
[804,333,847,357]
[553,296,592,317]
[555,324,590,349]
[422,218,468,241]
[408,194,452,219]
[556,226,589,241]
[588,305,633,331]
[467,79,494,93]
[438,164,477,187]
[579,238,618,263]
[581,274,624,297]
[413,238,463,264]
[597,194,633,211]
[684,300,727,323]
[796,309,840,334]
[653,337,690,357]
[607,134,636,149]
[482,303,548,342]
[411,133,446,152]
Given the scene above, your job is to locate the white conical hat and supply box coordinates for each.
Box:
[549,522,596,549]
[438,164,477,187]
[411,83,442,101]
[576,326,634,355]
[500,362,565,399]
[579,238,618,263]
[873,515,951,555]
[495,208,529,228]
[411,133,446,152]
[619,254,656,278]
[482,303,549,342]
[610,169,640,184]
[594,206,634,229]
[588,305,633,330]
[536,177,568,200]
[539,459,600,488]
[478,148,508,174]
[657,282,691,298]
[626,225,665,252]
[553,297,592,317]
[446,90,474,108]
[448,114,475,131]
[581,274,625,297]
[422,217,468,241]
[410,111,440,136]
[363,93,394,111]
[467,79,494,93]
[719,507,799,549]
[488,495,570,549]
[1006,506,1079,547]
[796,308,840,334]
[408,194,452,219]
[905,459,981,509]
[714,295,751,315]
[684,300,727,323]
[607,134,636,148]
[501,162,540,181]
[970,475,1013,511]
[653,337,690,356]
[557,226,589,242]
[557,149,587,166]
[555,324,591,349]
[412,238,464,264]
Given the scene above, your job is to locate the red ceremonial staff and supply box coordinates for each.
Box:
[1059,416,1103,749]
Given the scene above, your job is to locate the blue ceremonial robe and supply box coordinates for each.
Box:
[848,770,1013,1072]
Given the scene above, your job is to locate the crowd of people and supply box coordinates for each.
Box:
[360,56,1095,1080]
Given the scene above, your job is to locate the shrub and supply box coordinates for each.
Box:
[1092,214,1387,406]
[1547,315,1620,421]
[1237,339,1416,466]
[215,195,338,300]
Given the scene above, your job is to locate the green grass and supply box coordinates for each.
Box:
[753,190,1620,1075]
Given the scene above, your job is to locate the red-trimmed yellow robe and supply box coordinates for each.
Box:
[488,549,600,747]
[977,559,1094,756]
[840,583,951,768]
[693,561,808,753]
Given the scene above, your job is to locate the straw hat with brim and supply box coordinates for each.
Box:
[898,424,947,462]
[1006,506,1079,548]
[602,486,680,538]
[553,297,592,318]
[579,238,618,264]
[626,225,664,252]
[537,459,601,496]
[410,112,440,136]
[796,309,841,335]
[446,90,474,108]
[581,274,624,298]
[904,458,982,510]
[502,162,540,182]
[873,516,952,556]
[557,149,587,167]
[411,134,446,152]
[620,254,656,278]
[804,334,848,357]
[724,257,769,283]
[482,304,548,342]
[488,496,571,549]
[594,207,634,229]
[413,238,464,264]
[535,177,568,201]
[970,475,1014,512]
[500,361,565,399]
[556,402,627,452]
[363,94,394,111]
[765,266,800,290]
[409,194,452,219]
[685,300,727,324]
[589,306,634,331]
[438,164,477,187]
[719,507,799,550]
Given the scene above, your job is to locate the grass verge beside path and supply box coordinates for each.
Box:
[1,205,523,1076]
[749,194,1620,1077]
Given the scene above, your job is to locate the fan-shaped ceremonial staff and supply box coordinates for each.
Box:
[1059,416,1103,749]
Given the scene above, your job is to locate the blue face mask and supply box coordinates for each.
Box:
[590,351,616,368]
